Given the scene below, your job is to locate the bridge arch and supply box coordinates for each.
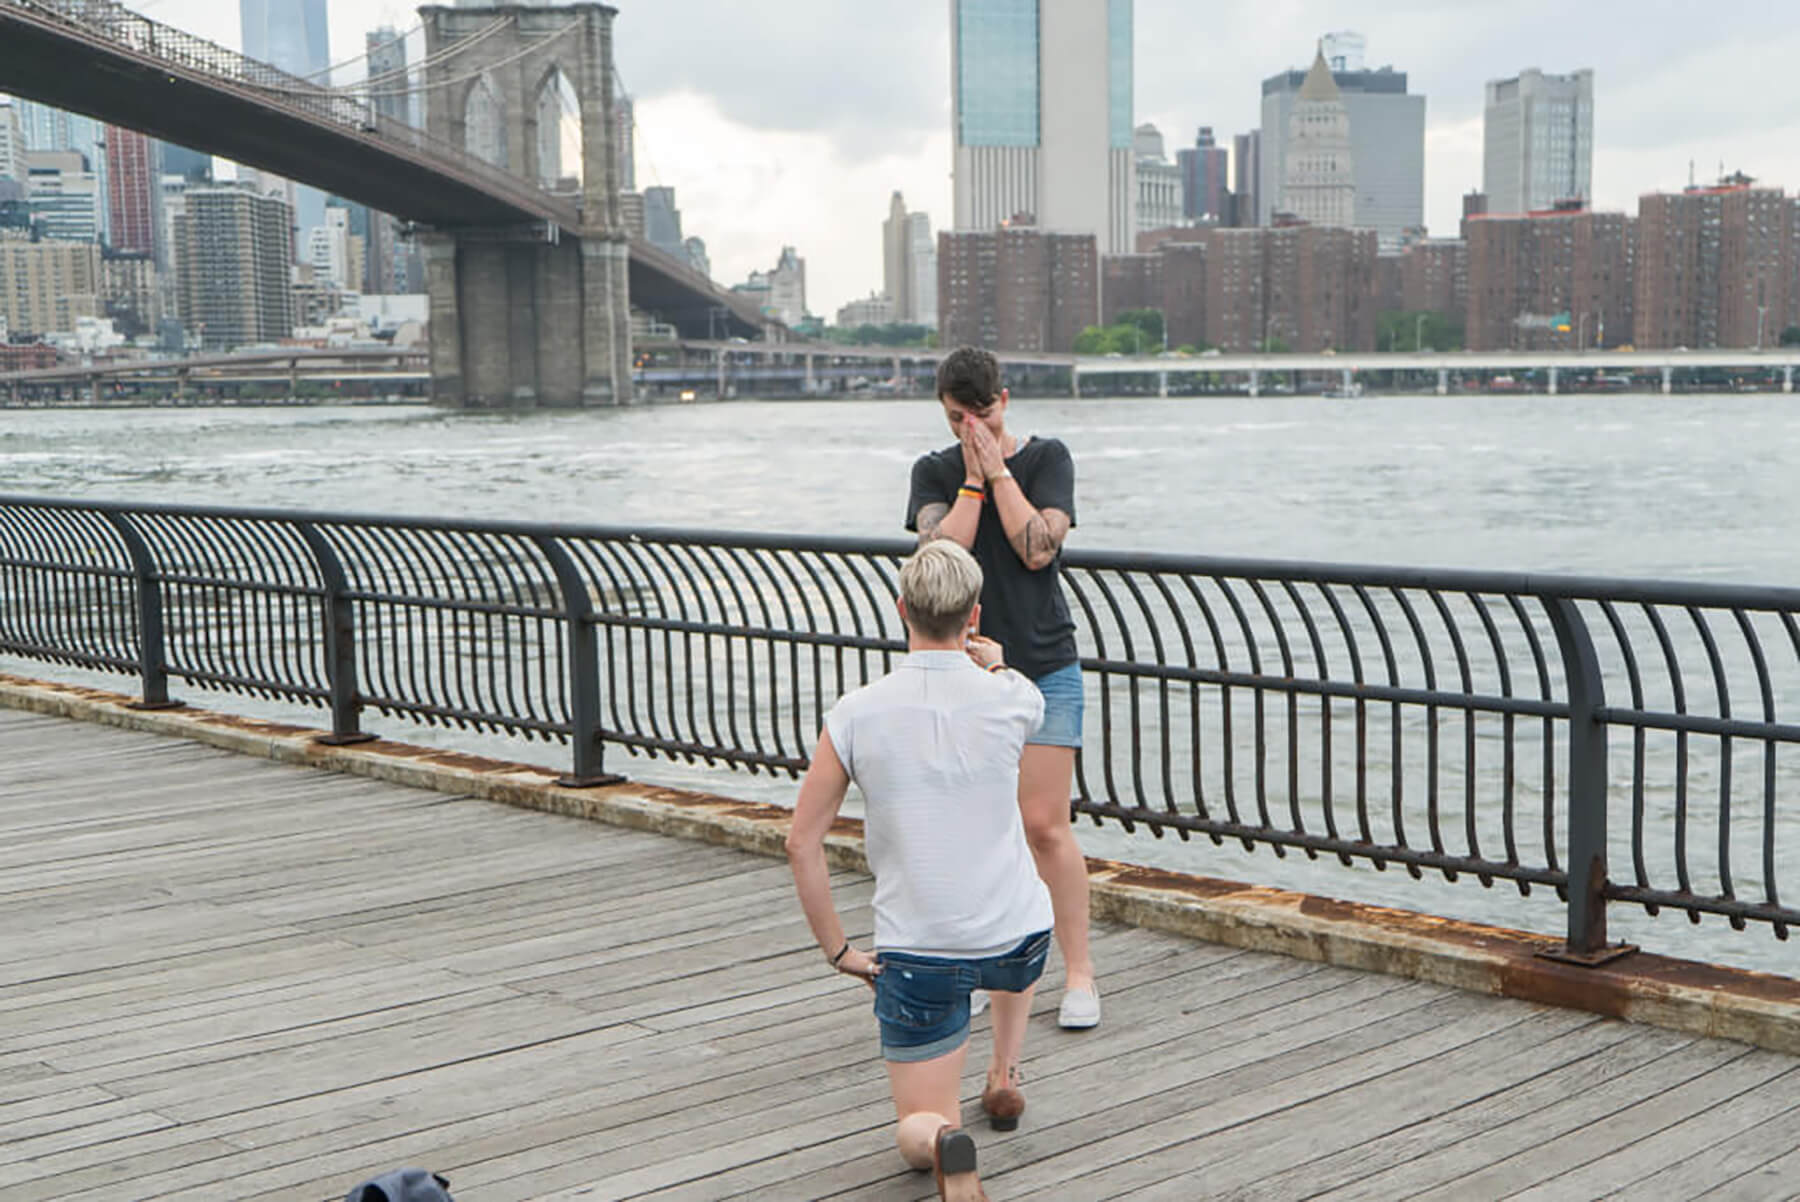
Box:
[463,72,508,170]
[529,63,582,192]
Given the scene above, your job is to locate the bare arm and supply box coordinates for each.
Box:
[915,495,980,549]
[991,476,1070,571]
[785,729,878,983]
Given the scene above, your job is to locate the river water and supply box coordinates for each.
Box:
[4,394,1798,975]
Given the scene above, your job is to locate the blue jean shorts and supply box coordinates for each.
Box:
[873,931,1052,1063]
[1028,662,1084,748]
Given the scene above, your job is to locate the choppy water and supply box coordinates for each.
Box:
[5,394,1799,975]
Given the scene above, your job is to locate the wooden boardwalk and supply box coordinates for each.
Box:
[2,707,1799,1202]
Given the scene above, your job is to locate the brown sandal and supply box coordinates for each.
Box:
[982,1067,1026,1132]
[933,1124,987,1202]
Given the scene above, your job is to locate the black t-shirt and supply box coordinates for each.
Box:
[905,436,1078,680]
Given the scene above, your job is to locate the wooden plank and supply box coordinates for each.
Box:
[4,708,1798,1202]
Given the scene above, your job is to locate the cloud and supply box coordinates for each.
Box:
[41,0,1800,314]
[636,90,951,319]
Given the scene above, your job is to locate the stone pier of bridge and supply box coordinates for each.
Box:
[420,4,631,408]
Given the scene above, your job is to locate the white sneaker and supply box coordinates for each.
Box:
[969,989,990,1017]
[1058,986,1100,1030]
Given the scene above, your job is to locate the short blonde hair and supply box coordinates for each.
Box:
[899,541,983,640]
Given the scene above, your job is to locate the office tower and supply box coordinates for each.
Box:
[937,223,1096,351]
[366,27,411,126]
[1635,177,1795,349]
[615,93,635,193]
[160,145,213,183]
[0,233,103,335]
[105,127,158,255]
[1281,47,1356,230]
[683,236,710,281]
[884,192,939,324]
[0,103,21,181]
[101,254,160,336]
[951,0,1135,254]
[174,182,295,349]
[1176,127,1229,223]
[240,0,329,241]
[1466,205,1634,350]
[1232,130,1261,227]
[22,151,101,242]
[837,293,896,327]
[644,186,682,256]
[1134,123,1183,234]
[1259,36,1424,249]
[1483,68,1593,214]
[11,101,107,233]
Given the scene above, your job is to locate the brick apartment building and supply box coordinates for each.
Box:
[1104,224,1378,352]
[938,223,1098,353]
[1636,180,1799,349]
[1465,206,1635,350]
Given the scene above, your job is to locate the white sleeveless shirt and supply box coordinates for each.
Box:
[824,650,1054,957]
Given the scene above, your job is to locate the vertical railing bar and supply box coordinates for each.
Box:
[1598,600,1654,906]
[533,533,617,785]
[100,510,177,708]
[1687,606,1735,906]
[1640,602,1695,910]
[1545,596,1615,960]
[295,521,372,743]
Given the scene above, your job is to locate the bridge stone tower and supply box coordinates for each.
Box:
[419,4,631,407]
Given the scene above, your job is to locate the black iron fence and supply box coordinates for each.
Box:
[2,495,1796,958]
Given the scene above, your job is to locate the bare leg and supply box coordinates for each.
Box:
[1018,744,1093,993]
[985,983,1035,1087]
[887,1043,968,1170]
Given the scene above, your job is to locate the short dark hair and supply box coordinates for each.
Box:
[934,346,1002,412]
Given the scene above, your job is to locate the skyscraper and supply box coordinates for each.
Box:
[1232,131,1261,227]
[1176,127,1229,223]
[1281,47,1356,230]
[0,103,21,182]
[11,100,107,235]
[23,151,101,243]
[174,182,294,349]
[1258,36,1424,249]
[240,0,330,240]
[884,192,938,325]
[106,126,157,255]
[366,27,411,126]
[643,186,683,256]
[951,0,1135,253]
[1482,68,1594,215]
[1134,123,1183,235]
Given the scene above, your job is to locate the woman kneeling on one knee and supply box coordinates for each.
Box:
[786,540,1053,1201]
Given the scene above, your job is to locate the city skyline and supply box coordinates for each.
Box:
[38,0,1800,316]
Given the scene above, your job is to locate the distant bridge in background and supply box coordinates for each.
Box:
[0,0,774,408]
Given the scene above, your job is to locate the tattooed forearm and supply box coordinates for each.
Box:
[915,502,950,545]
[1005,507,1069,570]
[1009,514,1047,567]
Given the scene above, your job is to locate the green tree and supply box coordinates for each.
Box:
[1115,308,1165,348]
[1780,325,1800,347]
[1377,310,1464,352]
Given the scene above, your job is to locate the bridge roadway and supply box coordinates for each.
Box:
[4,706,1799,1200]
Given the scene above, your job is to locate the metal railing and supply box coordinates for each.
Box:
[2,495,1796,957]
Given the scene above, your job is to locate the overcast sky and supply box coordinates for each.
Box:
[125,0,1800,315]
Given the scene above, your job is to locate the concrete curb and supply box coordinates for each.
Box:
[5,671,1797,1057]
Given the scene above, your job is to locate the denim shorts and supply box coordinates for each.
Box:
[873,931,1052,1063]
[1028,662,1085,748]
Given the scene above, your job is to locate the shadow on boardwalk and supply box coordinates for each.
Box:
[2,708,1798,1201]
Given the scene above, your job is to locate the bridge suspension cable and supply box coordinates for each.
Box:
[247,17,584,101]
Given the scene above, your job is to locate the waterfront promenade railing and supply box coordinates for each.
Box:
[2,495,1796,958]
